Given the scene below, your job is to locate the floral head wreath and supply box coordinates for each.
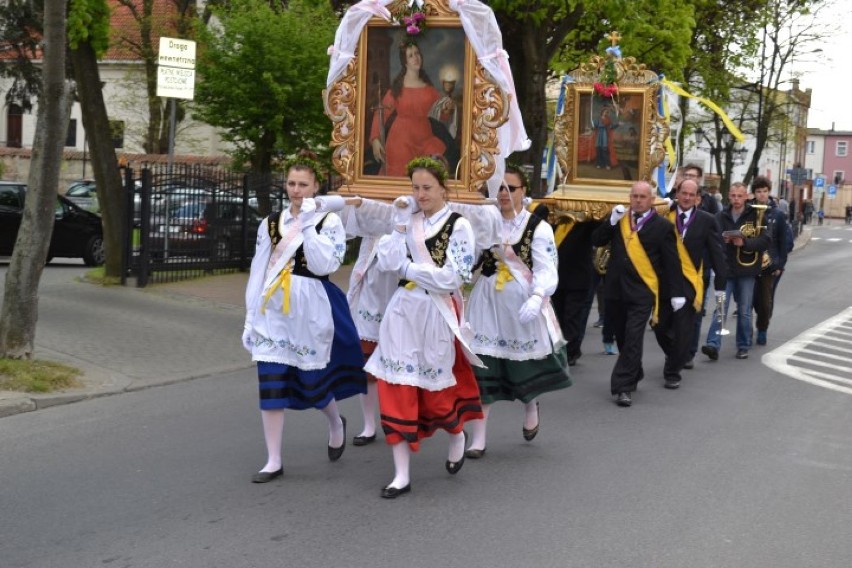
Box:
[283,153,325,184]
[504,162,530,194]
[406,156,448,186]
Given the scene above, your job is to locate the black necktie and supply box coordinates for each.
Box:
[679,212,687,224]
[633,212,642,222]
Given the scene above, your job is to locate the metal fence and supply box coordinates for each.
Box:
[122,164,288,286]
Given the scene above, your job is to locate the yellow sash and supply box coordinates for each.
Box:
[620,214,659,325]
[495,261,514,290]
[667,210,704,311]
[261,264,293,314]
[553,218,575,247]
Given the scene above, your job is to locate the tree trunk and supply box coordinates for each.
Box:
[0,0,70,358]
[69,41,125,280]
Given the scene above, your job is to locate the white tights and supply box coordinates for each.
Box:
[258,398,344,473]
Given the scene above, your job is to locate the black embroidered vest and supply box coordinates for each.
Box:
[268,212,330,280]
[478,214,542,277]
[399,212,461,287]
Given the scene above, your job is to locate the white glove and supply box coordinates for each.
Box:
[392,196,413,227]
[299,198,317,229]
[715,290,726,302]
[610,204,626,226]
[241,325,253,352]
[663,197,673,208]
[518,295,543,324]
[315,195,345,212]
[671,296,686,311]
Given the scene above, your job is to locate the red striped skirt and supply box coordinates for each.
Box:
[378,339,483,451]
[360,339,379,383]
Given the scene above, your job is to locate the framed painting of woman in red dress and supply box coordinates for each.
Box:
[362,27,465,180]
[324,2,513,202]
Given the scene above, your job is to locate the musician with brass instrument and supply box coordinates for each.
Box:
[652,179,726,389]
[702,182,770,361]
[750,176,789,347]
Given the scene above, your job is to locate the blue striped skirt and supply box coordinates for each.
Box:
[257,280,367,410]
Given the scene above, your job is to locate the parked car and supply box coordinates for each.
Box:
[0,181,105,266]
[148,197,261,260]
[65,179,99,212]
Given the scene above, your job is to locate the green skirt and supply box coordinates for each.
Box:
[473,348,572,405]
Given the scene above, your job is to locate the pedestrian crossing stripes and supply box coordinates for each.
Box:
[764,307,852,395]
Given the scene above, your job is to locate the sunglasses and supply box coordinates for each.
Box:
[499,184,523,193]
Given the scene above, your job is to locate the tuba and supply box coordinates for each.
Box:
[593,245,611,275]
[736,204,768,267]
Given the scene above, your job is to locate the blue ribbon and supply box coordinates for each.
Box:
[655,75,668,196]
[546,75,572,194]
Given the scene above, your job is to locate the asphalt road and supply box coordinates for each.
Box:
[2,225,852,568]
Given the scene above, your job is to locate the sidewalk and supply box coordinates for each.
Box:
[0,265,352,418]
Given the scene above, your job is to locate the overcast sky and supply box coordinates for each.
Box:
[795,1,849,131]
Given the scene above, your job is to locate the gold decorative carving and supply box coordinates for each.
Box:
[324,4,507,202]
[548,31,672,214]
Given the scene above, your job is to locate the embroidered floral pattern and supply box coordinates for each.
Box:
[380,356,442,380]
[473,333,539,353]
[358,308,383,323]
[449,237,474,283]
[254,336,316,358]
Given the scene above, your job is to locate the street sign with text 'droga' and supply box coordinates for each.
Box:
[157,37,196,100]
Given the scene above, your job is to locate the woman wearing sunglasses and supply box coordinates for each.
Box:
[463,164,572,459]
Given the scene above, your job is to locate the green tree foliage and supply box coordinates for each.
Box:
[490,0,695,190]
[193,0,338,172]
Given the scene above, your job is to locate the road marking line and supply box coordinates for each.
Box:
[799,368,852,387]
[796,347,852,364]
[827,238,843,242]
[763,306,852,395]
[787,355,852,373]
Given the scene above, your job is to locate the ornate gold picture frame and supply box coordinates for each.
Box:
[551,48,669,198]
[324,1,509,202]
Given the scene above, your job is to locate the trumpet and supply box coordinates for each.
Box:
[714,293,730,336]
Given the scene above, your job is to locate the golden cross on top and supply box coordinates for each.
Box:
[607,31,621,46]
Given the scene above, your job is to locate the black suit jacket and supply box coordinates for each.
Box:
[673,207,727,305]
[716,204,771,278]
[592,212,684,304]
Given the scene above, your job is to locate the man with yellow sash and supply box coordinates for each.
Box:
[592,181,685,407]
[653,179,727,389]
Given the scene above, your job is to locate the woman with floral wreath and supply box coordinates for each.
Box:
[242,151,366,483]
[463,164,572,459]
[363,155,484,498]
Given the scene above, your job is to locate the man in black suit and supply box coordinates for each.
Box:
[592,181,685,407]
[653,179,727,389]
[550,221,599,366]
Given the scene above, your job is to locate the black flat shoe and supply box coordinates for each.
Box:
[328,416,347,462]
[464,447,486,459]
[446,432,466,474]
[523,401,540,441]
[251,467,283,484]
[381,484,411,499]
[352,434,376,446]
